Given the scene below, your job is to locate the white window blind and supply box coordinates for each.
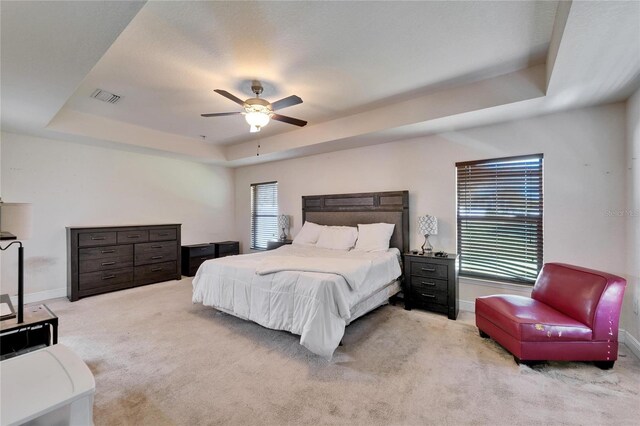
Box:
[456,154,543,284]
[250,181,278,250]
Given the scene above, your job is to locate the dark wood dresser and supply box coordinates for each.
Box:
[403,253,459,320]
[67,224,181,301]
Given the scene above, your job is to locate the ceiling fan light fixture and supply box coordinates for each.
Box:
[244,106,271,131]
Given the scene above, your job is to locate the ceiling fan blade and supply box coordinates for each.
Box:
[271,114,307,127]
[214,89,246,106]
[200,112,242,117]
[270,95,303,111]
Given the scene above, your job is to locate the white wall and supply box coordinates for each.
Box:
[234,103,628,313]
[0,131,236,300]
[624,89,640,344]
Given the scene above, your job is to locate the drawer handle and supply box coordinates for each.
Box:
[151,267,163,272]
[420,293,436,299]
[157,233,169,236]
[102,275,116,280]
[127,235,140,239]
[151,256,163,260]
[101,261,116,266]
[421,281,436,286]
[421,267,436,272]
[151,245,163,249]
[101,250,115,254]
[200,257,209,260]
[91,236,106,241]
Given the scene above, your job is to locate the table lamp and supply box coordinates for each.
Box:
[278,214,290,240]
[0,200,33,324]
[418,215,438,255]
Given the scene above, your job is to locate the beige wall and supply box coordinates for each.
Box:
[0,131,236,300]
[235,103,628,314]
[624,89,640,343]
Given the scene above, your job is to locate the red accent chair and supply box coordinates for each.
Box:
[475,263,627,369]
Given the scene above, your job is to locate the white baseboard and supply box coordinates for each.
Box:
[621,329,640,360]
[460,299,475,313]
[9,287,66,305]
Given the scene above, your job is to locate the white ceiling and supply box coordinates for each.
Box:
[1,1,639,166]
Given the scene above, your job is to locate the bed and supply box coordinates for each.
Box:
[192,190,409,358]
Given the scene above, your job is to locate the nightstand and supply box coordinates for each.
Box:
[267,239,293,250]
[1,304,58,360]
[181,243,216,277]
[211,241,240,258]
[403,253,459,320]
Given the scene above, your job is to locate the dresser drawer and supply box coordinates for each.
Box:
[79,268,134,291]
[410,261,448,279]
[410,276,449,293]
[135,261,177,285]
[79,256,134,273]
[135,245,177,265]
[78,231,117,247]
[79,245,133,261]
[117,230,149,244]
[149,228,177,242]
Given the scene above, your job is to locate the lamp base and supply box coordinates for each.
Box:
[421,234,433,255]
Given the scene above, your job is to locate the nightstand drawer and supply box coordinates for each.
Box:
[410,276,449,293]
[214,241,239,257]
[188,255,215,276]
[410,261,448,279]
[183,244,216,257]
[410,289,447,306]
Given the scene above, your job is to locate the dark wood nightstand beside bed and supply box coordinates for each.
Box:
[267,239,293,250]
[403,252,459,320]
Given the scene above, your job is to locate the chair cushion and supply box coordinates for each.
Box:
[476,295,592,342]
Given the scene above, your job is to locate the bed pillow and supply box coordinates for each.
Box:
[316,226,358,250]
[353,223,396,252]
[292,221,324,246]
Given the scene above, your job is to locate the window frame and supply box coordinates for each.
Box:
[250,181,278,250]
[456,154,544,285]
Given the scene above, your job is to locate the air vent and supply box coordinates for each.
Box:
[90,89,121,104]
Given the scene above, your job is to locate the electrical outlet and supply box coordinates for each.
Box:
[634,297,639,315]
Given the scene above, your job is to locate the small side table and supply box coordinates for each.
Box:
[0,304,58,359]
[267,239,293,250]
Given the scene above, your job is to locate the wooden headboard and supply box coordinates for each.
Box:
[302,190,409,253]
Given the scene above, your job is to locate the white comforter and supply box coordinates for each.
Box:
[192,245,401,358]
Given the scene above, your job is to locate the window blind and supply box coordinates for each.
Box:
[250,181,278,250]
[456,154,543,284]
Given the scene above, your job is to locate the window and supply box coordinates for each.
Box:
[456,154,543,284]
[250,181,278,250]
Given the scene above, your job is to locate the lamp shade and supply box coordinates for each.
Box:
[278,214,290,229]
[417,215,438,236]
[0,202,32,240]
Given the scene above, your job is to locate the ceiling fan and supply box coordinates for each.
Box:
[201,81,307,133]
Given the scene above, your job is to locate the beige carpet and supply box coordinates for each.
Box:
[46,279,639,425]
